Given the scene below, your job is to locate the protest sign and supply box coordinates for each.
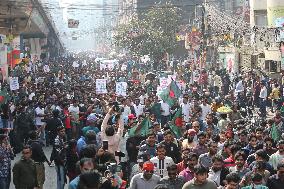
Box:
[43,65,50,73]
[96,79,107,94]
[116,82,127,96]
[9,77,19,90]
[72,61,79,68]
[160,78,170,89]
[121,64,127,71]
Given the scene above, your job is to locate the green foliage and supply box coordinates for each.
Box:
[114,3,181,60]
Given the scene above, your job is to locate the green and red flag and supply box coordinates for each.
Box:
[159,80,182,107]
[150,103,161,119]
[0,89,10,106]
[128,117,152,137]
[169,108,183,139]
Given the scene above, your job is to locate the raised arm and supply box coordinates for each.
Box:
[101,107,114,135]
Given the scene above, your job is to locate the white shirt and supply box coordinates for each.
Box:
[68,105,79,114]
[68,105,79,119]
[259,86,267,99]
[213,75,222,87]
[200,103,212,121]
[208,169,221,186]
[150,156,174,178]
[29,92,35,100]
[180,102,190,122]
[35,107,45,126]
[121,105,131,118]
[235,80,244,94]
[160,102,170,116]
[133,104,144,118]
[139,94,148,105]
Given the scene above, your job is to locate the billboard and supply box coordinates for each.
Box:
[68,19,79,28]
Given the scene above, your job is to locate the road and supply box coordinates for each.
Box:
[11,146,67,189]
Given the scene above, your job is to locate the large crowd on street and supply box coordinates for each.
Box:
[0,55,284,189]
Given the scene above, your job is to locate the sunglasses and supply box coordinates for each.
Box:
[144,170,154,173]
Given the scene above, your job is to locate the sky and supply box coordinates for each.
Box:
[40,0,104,51]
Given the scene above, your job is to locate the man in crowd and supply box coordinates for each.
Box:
[182,164,217,189]
[150,144,174,178]
[12,146,39,189]
[129,162,160,189]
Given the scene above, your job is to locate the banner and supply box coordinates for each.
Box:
[9,77,19,90]
[96,79,107,94]
[68,19,80,28]
[160,78,169,89]
[43,65,50,73]
[116,82,127,96]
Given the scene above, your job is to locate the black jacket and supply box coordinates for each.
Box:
[160,141,181,163]
[13,158,38,188]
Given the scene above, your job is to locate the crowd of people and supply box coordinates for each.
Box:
[0,55,284,189]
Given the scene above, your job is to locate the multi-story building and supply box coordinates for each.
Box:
[249,0,284,74]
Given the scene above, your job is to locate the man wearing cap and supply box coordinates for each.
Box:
[130,153,148,180]
[129,162,160,189]
[182,129,197,151]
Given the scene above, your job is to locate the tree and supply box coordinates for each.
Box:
[114,3,181,69]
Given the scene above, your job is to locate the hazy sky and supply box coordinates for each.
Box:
[41,0,104,51]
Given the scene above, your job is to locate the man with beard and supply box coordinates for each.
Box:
[199,140,219,168]
[229,151,250,178]
[208,155,229,187]
[267,163,284,189]
[182,129,197,150]
[203,114,219,137]
[182,164,217,189]
[179,152,198,182]
[177,149,190,173]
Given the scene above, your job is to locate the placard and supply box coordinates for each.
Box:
[72,61,80,68]
[116,82,127,96]
[160,78,169,89]
[96,79,107,94]
[43,65,50,73]
[10,77,19,90]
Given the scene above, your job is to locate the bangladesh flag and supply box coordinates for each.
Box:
[159,80,182,107]
[150,103,161,119]
[128,117,152,137]
[0,89,10,106]
[169,108,183,139]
